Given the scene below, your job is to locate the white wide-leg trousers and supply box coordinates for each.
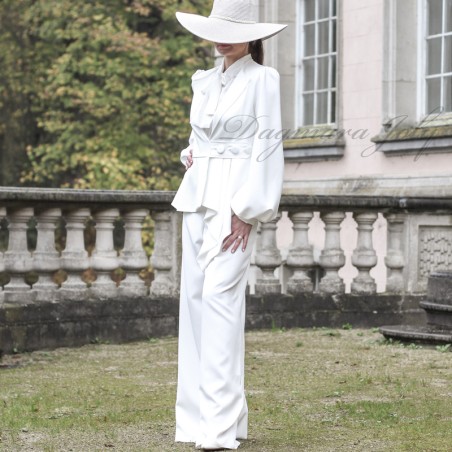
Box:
[175,208,257,450]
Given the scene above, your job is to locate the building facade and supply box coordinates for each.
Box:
[260,0,452,292]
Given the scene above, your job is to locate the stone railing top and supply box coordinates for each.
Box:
[0,187,174,210]
[279,194,452,211]
[1,187,452,213]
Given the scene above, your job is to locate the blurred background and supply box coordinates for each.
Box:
[0,0,213,190]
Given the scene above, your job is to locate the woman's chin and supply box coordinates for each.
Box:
[215,44,233,53]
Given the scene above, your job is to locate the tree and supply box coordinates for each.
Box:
[0,0,212,190]
[0,0,40,186]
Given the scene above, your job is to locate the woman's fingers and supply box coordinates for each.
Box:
[231,235,244,253]
[241,234,249,252]
[222,234,235,252]
[222,214,253,252]
[185,150,193,170]
[222,231,250,253]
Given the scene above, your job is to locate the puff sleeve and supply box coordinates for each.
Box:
[180,68,207,166]
[230,67,284,226]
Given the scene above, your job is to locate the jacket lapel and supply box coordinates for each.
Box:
[210,61,253,135]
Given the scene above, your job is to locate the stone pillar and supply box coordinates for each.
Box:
[286,211,314,293]
[60,208,90,301]
[319,211,346,294]
[3,207,35,304]
[119,209,149,298]
[33,208,62,303]
[0,207,5,304]
[384,213,405,293]
[90,209,119,299]
[150,211,174,297]
[255,214,282,294]
[351,212,378,294]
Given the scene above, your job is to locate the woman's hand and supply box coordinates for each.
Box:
[222,214,253,253]
[185,150,193,170]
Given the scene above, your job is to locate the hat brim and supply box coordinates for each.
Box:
[176,12,287,44]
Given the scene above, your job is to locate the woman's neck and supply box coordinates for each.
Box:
[223,52,249,71]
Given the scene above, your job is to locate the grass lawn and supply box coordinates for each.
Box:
[0,328,451,451]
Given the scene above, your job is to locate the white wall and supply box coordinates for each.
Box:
[284,0,452,182]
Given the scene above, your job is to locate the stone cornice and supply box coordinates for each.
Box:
[372,125,452,156]
[283,126,345,162]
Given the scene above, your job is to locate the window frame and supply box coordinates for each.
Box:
[417,0,452,126]
[296,0,338,128]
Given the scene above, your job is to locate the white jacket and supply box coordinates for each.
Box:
[171,54,284,268]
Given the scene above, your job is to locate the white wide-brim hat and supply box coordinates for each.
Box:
[176,0,287,44]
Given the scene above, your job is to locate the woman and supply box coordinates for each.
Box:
[171,1,286,449]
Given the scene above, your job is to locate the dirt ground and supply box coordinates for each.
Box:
[0,328,451,451]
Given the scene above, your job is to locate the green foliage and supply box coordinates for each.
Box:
[436,343,451,353]
[0,0,42,185]
[0,0,212,189]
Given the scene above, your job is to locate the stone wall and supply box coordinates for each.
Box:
[0,293,425,354]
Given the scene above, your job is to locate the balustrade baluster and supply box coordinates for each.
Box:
[351,212,378,294]
[60,208,90,301]
[319,211,346,294]
[384,213,406,293]
[255,214,282,294]
[33,208,62,302]
[0,207,5,303]
[150,211,175,297]
[90,209,119,299]
[119,209,149,298]
[3,207,35,304]
[286,211,315,293]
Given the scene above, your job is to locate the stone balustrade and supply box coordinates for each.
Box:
[0,188,181,306]
[276,195,452,296]
[1,188,452,306]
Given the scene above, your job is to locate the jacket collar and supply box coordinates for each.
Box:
[211,55,254,133]
[190,55,255,133]
[220,54,253,86]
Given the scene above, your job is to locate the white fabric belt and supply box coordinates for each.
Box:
[193,142,252,159]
